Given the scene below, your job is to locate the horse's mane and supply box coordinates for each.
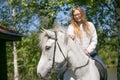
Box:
[38,26,68,49]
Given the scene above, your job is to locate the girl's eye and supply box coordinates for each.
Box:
[73,13,81,17]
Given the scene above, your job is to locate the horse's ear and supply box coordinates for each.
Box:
[44,29,55,38]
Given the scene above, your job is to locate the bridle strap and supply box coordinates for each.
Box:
[57,41,67,61]
[52,31,57,69]
[74,59,89,73]
[50,31,68,80]
[52,31,67,69]
[44,32,57,79]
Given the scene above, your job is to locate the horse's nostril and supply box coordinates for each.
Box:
[38,72,51,80]
[38,73,43,79]
[38,73,47,80]
[38,73,41,77]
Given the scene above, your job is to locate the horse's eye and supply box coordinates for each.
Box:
[45,46,51,50]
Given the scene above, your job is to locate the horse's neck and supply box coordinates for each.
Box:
[67,38,89,69]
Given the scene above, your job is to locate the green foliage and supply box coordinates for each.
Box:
[17,31,41,80]
[3,0,118,79]
[50,72,58,80]
[7,31,41,80]
[6,42,14,80]
[97,29,118,68]
[0,22,8,28]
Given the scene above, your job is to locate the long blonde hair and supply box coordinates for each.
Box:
[70,6,91,39]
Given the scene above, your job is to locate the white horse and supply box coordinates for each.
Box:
[37,27,100,80]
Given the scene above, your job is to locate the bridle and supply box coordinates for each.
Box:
[52,31,67,69]
[41,31,68,80]
[52,31,68,79]
[40,31,90,80]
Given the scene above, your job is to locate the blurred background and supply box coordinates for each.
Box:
[0,0,119,80]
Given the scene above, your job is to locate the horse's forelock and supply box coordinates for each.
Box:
[38,26,68,48]
[38,31,49,49]
[54,27,68,45]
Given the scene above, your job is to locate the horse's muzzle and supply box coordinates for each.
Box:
[38,73,45,80]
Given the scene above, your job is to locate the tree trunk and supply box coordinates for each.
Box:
[113,0,120,80]
[13,42,19,80]
[12,8,19,80]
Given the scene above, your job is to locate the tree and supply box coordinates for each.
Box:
[113,0,120,79]
[0,0,118,79]
[12,9,19,80]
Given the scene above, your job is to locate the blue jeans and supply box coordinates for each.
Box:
[92,54,107,69]
[91,53,107,80]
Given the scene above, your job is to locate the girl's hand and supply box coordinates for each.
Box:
[84,49,89,55]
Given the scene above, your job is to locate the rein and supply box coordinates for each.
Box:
[47,31,90,79]
[74,59,89,73]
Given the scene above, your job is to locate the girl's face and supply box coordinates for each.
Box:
[73,10,81,23]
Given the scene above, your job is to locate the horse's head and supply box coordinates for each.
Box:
[37,27,68,79]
